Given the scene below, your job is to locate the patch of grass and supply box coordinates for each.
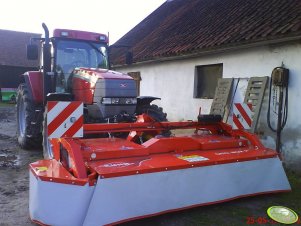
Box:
[0,102,15,107]
[275,170,301,213]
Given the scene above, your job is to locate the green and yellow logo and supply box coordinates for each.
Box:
[267,206,299,224]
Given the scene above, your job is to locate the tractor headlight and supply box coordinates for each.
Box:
[101,97,137,105]
[111,98,120,104]
[102,98,112,104]
[125,98,137,104]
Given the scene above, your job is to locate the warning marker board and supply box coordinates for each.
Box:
[232,103,253,130]
[47,101,83,138]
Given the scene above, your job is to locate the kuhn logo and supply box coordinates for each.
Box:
[120,84,127,88]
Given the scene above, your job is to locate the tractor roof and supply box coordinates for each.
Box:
[53,29,108,43]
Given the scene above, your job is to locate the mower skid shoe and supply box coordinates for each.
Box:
[30,157,290,226]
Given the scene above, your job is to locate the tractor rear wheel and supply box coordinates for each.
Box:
[136,104,168,122]
[136,104,171,139]
[16,84,41,149]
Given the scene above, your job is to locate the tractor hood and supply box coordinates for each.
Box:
[72,68,133,84]
[71,67,137,105]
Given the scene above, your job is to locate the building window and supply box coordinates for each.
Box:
[127,71,141,95]
[194,63,223,99]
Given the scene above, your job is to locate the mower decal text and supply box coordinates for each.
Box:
[215,150,250,155]
[36,166,48,172]
[178,155,209,162]
[209,140,221,143]
[103,162,135,168]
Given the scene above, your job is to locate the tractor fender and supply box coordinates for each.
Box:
[21,71,43,104]
[137,96,161,106]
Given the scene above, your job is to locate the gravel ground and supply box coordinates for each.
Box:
[0,104,300,226]
[0,105,41,226]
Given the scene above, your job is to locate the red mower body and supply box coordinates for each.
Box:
[28,102,291,226]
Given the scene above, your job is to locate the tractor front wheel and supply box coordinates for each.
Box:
[42,109,54,159]
[16,84,41,149]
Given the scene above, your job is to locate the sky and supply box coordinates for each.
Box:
[0,0,166,44]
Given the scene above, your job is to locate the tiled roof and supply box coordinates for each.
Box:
[0,29,41,67]
[112,0,301,65]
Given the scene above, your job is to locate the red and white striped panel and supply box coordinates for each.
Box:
[232,103,253,130]
[47,101,83,139]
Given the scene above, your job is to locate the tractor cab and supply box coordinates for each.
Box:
[27,27,110,94]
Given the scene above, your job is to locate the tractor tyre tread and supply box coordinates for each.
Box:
[136,104,168,122]
[136,104,171,137]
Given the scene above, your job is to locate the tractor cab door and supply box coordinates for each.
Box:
[54,40,109,93]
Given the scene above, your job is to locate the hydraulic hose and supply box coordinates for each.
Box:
[267,67,289,152]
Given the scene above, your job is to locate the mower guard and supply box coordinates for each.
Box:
[29,113,290,226]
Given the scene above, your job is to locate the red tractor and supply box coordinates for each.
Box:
[17,23,167,158]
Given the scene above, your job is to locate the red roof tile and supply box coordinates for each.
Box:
[0,29,41,67]
[111,0,301,65]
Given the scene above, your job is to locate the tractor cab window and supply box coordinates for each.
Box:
[54,40,109,92]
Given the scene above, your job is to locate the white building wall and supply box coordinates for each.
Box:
[117,42,301,172]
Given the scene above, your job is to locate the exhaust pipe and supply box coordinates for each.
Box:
[42,23,53,103]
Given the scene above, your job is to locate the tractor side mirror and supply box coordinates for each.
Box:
[126,51,133,65]
[27,44,39,60]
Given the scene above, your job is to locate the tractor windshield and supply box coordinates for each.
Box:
[55,40,109,73]
[54,40,109,92]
